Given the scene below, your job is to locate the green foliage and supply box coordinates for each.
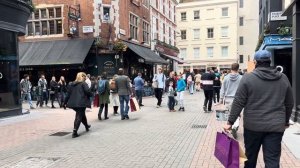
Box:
[113,41,127,52]
[156,40,179,53]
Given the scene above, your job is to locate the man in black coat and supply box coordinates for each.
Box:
[224,50,294,168]
[200,68,215,112]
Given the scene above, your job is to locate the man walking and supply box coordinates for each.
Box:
[220,63,242,138]
[38,74,48,107]
[20,74,34,109]
[224,50,294,168]
[134,73,144,106]
[201,68,215,112]
[115,68,132,120]
[152,68,166,108]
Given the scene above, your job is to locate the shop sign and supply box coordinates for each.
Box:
[269,12,287,21]
[119,29,126,35]
[103,61,115,76]
[83,26,94,33]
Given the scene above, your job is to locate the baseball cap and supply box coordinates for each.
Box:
[254,50,272,61]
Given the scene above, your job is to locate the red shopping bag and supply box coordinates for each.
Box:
[93,94,99,107]
[214,132,240,168]
[130,97,140,112]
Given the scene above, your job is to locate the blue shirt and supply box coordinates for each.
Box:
[134,76,144,90]
[177,79,186,92]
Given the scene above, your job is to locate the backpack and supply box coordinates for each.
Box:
[98,80,106,95]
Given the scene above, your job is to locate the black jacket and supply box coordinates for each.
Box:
[50,80,59,93]
[201,72,215,90]
[229,67,294,132]
[65,81,93,108]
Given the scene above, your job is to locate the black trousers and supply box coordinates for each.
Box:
[168,96,175,110]
[73,107,88,131]
[213,87,221,103]
[42,91,48,105]
[99,103,108,118]
[135,90,143,105]
[244,128,284,168]
[50,93,58,107]
[154,88,163,106]
[203,90,213,111]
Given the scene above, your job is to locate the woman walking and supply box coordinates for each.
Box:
[64,72,93,138]
[50,76,59,108]
[58,76,67,108]
[110,74,120,115]
[177,74,186,111]
[98,72,110,120]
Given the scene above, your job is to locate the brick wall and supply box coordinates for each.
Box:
[20,0,95,42]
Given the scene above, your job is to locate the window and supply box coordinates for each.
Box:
[130,14,139,40]
[221,26,228,37]
[207,47,213,57]
[240,0,244,8]
[193,29,200,40]
[222,7,228,17]
[239,17,244,26]
[221,46,228,57]
[103,7,110,21]
[207,28,214,38]
[181,30,186,40]
[194,11,200,20]
[239,55,244,63]
[26,7,63,36]
[180,48,187,58]
[143,21,150,44]
[239,36,244,45]
[194,48,200,58]
[181,12,186,21]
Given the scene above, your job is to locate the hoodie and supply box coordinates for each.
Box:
[220,73,242,98]
[228,67,294,132]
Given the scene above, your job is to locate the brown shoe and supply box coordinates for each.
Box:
[172,110,177,112]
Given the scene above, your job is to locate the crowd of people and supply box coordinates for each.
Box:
[20,50,294,168]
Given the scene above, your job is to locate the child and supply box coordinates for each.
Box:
[177,74,186,111]
[168,81,176,112]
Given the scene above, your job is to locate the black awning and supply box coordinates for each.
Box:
[19,39,94,66]
[124,41,168,64]
[161,54,185,64]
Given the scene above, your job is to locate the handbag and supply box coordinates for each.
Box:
[152,75,158,88]
[93,94,99,107]
[130,97,140,112]
[214,132,247,168]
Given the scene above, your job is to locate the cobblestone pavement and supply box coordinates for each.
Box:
[0,91,299,168]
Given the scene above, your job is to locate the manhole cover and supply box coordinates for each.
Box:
[49,132,71,136]
[192,124,207,128]
[10,157,60,168]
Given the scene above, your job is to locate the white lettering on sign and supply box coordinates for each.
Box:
[269,12,287,21]
[83,26,94,33]
[0,72,2,79]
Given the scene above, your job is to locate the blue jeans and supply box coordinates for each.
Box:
[21,92,33,107]
[244,128,284,168]
[119,95,130,118]
[189,81,194,94]
[168,96,175,110]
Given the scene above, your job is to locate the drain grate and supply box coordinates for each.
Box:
[50,132,71,136]
[192,124,207,129]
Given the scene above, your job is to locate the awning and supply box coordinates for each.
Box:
[161,54,185,64]
[259,35,292,51]
[124,41,168,64]
[19,39,94,66]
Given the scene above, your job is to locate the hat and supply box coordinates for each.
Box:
[254,50,272,61]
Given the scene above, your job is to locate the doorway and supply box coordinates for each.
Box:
[273,48,292,85]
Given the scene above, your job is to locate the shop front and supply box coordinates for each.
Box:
[0,0,32,117]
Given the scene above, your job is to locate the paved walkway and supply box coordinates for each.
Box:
[0,92,299,168]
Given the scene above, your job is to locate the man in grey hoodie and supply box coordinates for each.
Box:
[224,50,294,168]
[220,63,242,138]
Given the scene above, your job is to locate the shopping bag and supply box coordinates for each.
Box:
[214,132,239,168]
[93,94,99,107]
[130,97,140,112]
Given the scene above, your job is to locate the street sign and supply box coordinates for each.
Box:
[83,26,93,33]
[269,11,287,21]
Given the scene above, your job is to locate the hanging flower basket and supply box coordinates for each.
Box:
[113,41,127,52]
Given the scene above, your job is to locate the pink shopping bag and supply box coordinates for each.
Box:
[214,132,239,168]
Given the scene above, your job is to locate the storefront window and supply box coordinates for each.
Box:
[0,29,20,113]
